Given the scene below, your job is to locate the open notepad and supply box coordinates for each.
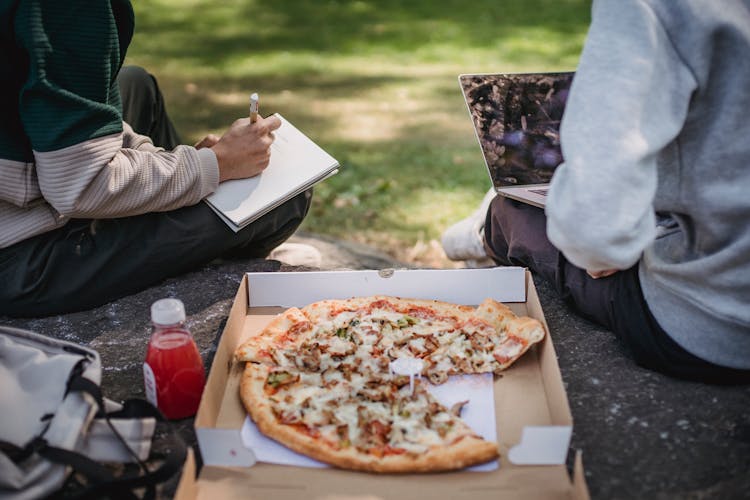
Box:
[205,114,339,231]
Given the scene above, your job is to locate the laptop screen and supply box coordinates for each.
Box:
[460,72,574,188]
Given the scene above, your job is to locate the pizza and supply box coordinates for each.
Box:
[234,295,545,473]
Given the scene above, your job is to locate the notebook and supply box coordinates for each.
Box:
[205,113,339,231]
[459,72,574,208]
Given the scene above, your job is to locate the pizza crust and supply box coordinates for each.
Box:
[301,296,475,324]
[235,307,312,363]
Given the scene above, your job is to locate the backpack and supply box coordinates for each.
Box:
[0,326,187,499]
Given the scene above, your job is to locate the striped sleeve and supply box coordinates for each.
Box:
[35,132,219,218]
[14,1,220,219]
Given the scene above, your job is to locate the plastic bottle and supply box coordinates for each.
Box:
[143,298,206,419]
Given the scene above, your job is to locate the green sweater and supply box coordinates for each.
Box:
[0,0,131,159]
[0,0,219,248]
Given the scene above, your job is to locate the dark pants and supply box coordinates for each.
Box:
[118,66,183,149]
[0,66,311,317]
[484,196,750,384]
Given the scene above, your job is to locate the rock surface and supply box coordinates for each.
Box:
[1,233,748,499]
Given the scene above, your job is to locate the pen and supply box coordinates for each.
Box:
[249,92,259,123]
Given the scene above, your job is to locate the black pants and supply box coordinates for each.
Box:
[0,66,311,317]
[484,196,750,384]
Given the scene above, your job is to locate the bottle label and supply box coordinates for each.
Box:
[143,362,158,407]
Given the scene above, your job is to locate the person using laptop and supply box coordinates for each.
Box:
[443,0,750,383]
[0,1,314,317]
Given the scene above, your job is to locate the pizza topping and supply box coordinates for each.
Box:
[288,319,313,338]
[288,422,319,438]
[298,371,323,386]
[334,402,362,444]
[406,336,427,355]
[493,337,525,365]
[468,332,494,351]
[396,315,418,328]
[238,295,545,471]
[426,370,449,385]
[335,327,351,340]
[266,371,299,390]
[325,335,357,357]
[306,407,336,427]
[450,400,469,417]
[289,304,511,379]
[335,425,351,448]
[298,348,322,371]
[277,408,302,424]
[363,420,391,447]
[261,367,480,457]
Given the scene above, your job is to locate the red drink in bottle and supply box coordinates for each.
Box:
[143,298,206,419]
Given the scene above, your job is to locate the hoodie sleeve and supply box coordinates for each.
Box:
[545,0,696,271]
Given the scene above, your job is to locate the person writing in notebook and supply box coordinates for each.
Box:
[0,1,312,317]
[442,0,750,383]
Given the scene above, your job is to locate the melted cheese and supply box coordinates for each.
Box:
[333,402,361,443]
[408,336,426,353]
[431,354,454,374]
[265,300,507,455]
[325,334,355,356]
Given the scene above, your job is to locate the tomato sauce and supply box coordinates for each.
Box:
[405,306,434,318]
[366,299,393,312]
[288,423,319,438]
[288,320,312,336]
[383,445,407,456]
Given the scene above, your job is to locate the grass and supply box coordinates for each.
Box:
[126,0,591,266]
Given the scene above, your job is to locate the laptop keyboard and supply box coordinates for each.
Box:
[528,188,549,196]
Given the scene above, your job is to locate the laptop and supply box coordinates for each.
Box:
[459,72,574,208]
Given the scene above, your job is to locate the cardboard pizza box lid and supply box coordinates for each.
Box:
[179,268,589,500]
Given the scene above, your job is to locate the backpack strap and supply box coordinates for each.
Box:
[40,373,188,499]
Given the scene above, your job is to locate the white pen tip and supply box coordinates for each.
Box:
[250,92,259,101]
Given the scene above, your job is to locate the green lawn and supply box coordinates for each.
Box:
[127,0,591,266]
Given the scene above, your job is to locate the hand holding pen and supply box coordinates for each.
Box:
[203,91,282,182]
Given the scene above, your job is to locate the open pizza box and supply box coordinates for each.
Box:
[175,267,589,500]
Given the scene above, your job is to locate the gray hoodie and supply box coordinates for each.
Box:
[546,0,750,369]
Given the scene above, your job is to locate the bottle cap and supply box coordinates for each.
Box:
[151,298,186,326]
